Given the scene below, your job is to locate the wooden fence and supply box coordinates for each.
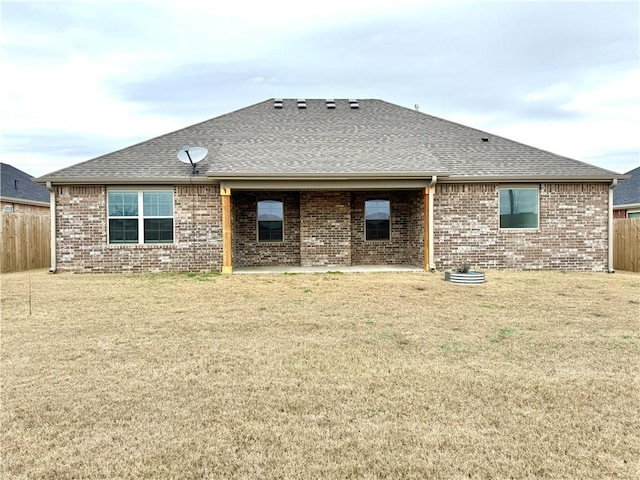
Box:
[614,218,640,272]
[1,213,50,273]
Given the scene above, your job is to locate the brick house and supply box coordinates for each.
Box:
[1,163,50,215]
[613,166,640,219]
[36,99,624,274]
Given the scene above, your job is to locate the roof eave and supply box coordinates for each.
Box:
[34,172,628,185]
[207,171,449,181]
[613,203,640,210]
[0,196,50,207]
[34,176,215,185]
[441,174,627,183]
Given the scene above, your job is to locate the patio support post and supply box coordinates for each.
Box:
[423,186,430,270]
[425,176,437,271]
[221,187,233,274]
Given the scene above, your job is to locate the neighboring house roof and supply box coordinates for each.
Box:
[613,166,640,208]
[36,99,623,184]
[1,163,50,205]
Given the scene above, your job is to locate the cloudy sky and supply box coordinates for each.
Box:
[1,0,638,178]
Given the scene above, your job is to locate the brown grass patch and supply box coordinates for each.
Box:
[1,270,639,479]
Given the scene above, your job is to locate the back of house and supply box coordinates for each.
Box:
[36,99,625,273]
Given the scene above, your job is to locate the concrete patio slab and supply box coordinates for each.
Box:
[234,265,424,274]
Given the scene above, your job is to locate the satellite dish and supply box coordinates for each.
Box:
[177,146,208,174]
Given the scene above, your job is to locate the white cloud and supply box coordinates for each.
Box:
[491,69,640,171]
[1,53,181,137]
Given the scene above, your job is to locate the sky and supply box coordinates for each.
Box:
[1,0,638,178]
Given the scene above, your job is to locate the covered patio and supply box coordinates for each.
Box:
[219,180,437,273]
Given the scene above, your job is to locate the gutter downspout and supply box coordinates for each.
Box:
[608,179,617,273]
[46,182,57,273]
[429,175,437,271]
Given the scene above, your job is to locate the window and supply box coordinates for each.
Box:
[365,199,390,240]
[3,205,14,213]
[108,190,174,244]
[628,211,640,218]
[257,199,283,242]
[499,187,539,229]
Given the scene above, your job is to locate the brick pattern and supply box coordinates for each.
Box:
[434,183,609,271]
[613,209,627,219]
[300,192,352,266]
[55,185,222,273]
[407,190,425,267]
[54,182,610,273]
[233,192,301,267]
[351,191,420,266]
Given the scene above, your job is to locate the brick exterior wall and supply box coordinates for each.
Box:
[54,185,222,273]
[1,201,50,216]
[233,192,301,267]
[407,190,425,267]
[434,183,609,271]
[232,190,423,268]
[300,191,352,266]
[351,191,422,266]
[53,182,610,273]
[613,209,627,219]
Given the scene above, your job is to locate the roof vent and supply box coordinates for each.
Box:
[297,98,307,109]
[481,137,489,142]
[326,99,336,109]
[274,98,283,109]
[349,98,359,109]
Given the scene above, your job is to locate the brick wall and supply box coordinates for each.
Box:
[434,183,609,271]
[613,209,627,219]
[351,191,421,266]
[54,182,610,273]
[407,190,425,267]
[300,192,352,266]
[54,185,222,273]
[233,192,301,267]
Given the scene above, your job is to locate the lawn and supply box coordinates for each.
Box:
[1,269,639,479]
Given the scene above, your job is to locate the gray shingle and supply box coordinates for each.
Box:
[36,99,622,182]
[1,163,50,204]
[613,166,640,206]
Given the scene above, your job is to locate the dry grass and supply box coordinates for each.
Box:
[1,269,639,479]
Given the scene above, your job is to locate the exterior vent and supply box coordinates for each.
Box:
[274,98,283,109]
[349,98,359,109]
[481,137,489,142]
[297,98,307,109]
[326,99,336,109]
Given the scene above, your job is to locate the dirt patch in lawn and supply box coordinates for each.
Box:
[1,270,639,479]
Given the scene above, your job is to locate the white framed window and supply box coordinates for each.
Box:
[257,199,284,242]
[107,189,174,244]
[628,210,640,218]
[3,205,14,213]
[499,187,539,229]
[365,198,391,241]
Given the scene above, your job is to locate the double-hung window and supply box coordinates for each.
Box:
[499,187,539,229]
[108,190,174,244]
[257,199,284,242]
[365,198,391,241]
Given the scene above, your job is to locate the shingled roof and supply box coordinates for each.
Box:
[36,99,622,184]
[613,166,640,207]
[1,163,50,205]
